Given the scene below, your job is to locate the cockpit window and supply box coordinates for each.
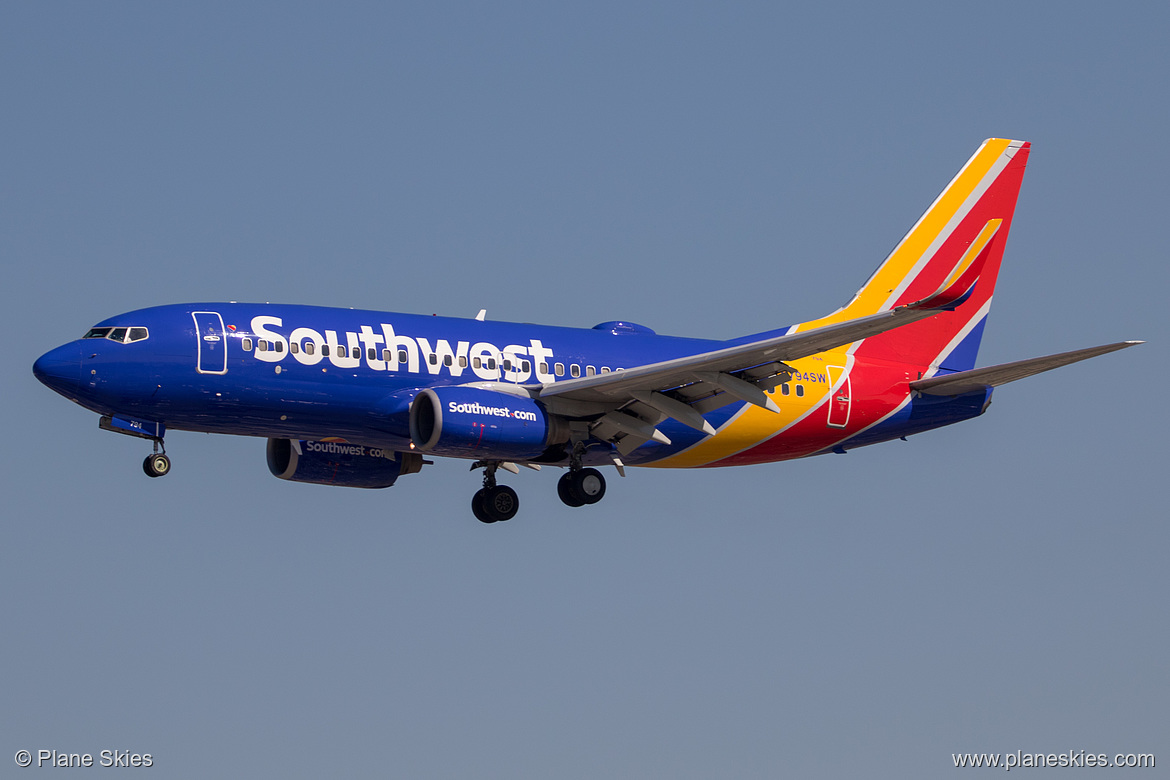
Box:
[82,326,150,343]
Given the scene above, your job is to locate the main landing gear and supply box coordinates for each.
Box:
[142,439,170,478]
[468,451,611,522]
[557,442,606,508]
[470,462,519,524]
[557,468,606,507]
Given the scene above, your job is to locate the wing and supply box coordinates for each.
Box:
[525,292,969,455]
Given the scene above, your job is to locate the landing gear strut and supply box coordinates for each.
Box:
[470,461,519,523]
[142,439,170,478]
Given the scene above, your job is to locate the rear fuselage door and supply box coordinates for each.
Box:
[826,364,852,428]
[193,311,228,374]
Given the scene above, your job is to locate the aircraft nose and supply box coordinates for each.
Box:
[33,342,82,397]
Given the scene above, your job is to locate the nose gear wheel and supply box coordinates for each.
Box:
[143,452,171,478]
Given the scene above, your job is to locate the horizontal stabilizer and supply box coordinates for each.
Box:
[910,341,1143,396]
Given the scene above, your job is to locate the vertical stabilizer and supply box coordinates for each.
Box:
[797,138,1030,372]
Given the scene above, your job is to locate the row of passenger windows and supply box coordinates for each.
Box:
[83,330,800,394]
[83,326,149,343]
[81,328,810,397]
[240,337,617,377]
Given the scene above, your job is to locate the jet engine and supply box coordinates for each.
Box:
[409,386,567,460]
[266,438,423,489]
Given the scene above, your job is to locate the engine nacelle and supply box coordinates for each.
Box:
[409,386,566,460]
[266,438,423,489]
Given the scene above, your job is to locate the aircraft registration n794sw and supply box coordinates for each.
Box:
[34,138,1141,523]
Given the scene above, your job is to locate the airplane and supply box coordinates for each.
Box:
[33,138,1141,523]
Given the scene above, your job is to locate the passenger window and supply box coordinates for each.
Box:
[539,362,548,374]
[290,342,299,354]
[443,355,453,367]
[586,366,596,376]
[458,356,467,368]
[305,342,314,356]
[242,338,253,351]
[796,384,805,397]
[128,327,149,342]
[398,350,408,364]
[109,327,128,342]
[522,360,531,372]
[601,367,610,374]
[780,383,790,396]
[275,341,284,353]
[381,349,390,361]
[487,358,496,370]
[554,363,564,377]
[473,357,482,369]
[368,348,377,360]
[428,353,437,365]
[570,364,581,378]
[322,345,330,356]
[258,341,268,352]
[83,327,112,339]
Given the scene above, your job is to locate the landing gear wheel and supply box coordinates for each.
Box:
[576,468,606,504]
[485,485,519,522]
[557,472,586,507]
[143,453,171,478]
[558,468,606,507]
[472,488,495,524]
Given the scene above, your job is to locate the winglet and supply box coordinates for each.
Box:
[906,218,1002,311]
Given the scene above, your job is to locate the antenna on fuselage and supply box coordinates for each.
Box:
[475,309,487,321]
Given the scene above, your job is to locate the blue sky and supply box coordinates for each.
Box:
[2,3,1165,777]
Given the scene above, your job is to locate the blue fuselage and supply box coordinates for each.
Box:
[34,302,758,466]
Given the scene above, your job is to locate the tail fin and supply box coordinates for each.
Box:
[795,138,1030,372]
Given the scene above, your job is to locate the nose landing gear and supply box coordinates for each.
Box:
[142,439,170,478]
[98,415,171,479]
